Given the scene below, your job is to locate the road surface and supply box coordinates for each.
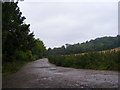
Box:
[3,58,119,88]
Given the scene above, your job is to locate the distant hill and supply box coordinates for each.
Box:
[45,35,120,55]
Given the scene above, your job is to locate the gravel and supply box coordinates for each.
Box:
[3,58,119,88]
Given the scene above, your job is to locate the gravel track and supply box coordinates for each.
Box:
[3,58,119,88]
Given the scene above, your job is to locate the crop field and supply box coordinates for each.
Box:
[48,49,120,71]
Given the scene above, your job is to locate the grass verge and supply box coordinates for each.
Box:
[2,60,33,77]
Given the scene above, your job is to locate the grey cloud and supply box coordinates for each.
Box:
[18,2,117,48]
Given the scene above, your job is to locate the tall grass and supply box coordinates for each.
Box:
[2,60,35,77]
[48,50,119,71]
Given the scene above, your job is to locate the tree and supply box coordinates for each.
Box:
[32,39,46,58]
[2,1,46,61]
[2,2,29,61]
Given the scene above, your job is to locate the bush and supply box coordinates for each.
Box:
[15,50,33,61]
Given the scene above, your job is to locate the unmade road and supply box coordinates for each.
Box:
[3,58,119,88]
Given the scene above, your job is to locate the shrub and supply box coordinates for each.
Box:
[15,50,33,61]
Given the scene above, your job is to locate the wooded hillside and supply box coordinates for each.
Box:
[46,35,120,55]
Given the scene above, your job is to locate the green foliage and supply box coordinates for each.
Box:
[15,50,32,61]
[48,50,119,71]
[2,1,46,62]
[32,39,46,59]
[2,1,46,76]
[46,36,120,56]
[2,60,31,77]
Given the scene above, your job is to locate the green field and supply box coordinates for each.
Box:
[48,50,120,71]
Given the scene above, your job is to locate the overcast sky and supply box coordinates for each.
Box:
[18,0,118,49]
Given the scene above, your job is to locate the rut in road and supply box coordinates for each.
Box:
[3,58,119,88]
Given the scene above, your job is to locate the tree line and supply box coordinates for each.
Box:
[46,35,120,56]
[2,1,46,62]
